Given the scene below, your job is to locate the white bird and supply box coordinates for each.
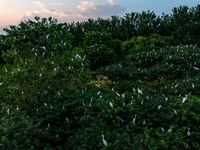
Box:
[102,135,108,146]
[109,102,113,108]
[7,109,10,115]
[173,109,177,115]
[182,95,188,103]
[141,100,144,105]
[133,115,137,124]
[95,84,100,87]
[161,127,165,132]
[116,91,120,97]
[168,126,173,133]
[66,117,69,122]
[193,67,199,70]
[137,88,143,95]
[143,120,146,125]
[192,83,194,88]
[158,105,162,110]
[0,82,3,86]
[16,105,19,111]
[121,93,125,98]
[187,127,191,137]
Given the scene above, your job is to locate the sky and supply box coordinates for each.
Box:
[0,0,200,34]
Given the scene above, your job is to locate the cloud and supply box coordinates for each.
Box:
[34,1,45,9]
[76,1,96,12]
[78,2,126,19]
[107,0,115,5]
[75,1,126,20]
[18,0,126,23]
[18,10,40,22]
[49,2,64,6]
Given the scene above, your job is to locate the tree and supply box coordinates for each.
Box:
[83,31,116,70]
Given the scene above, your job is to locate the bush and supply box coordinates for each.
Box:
[121,34,173,54]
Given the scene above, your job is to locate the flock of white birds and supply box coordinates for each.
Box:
[1,44,198,147]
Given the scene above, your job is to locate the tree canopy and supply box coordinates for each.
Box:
[0,5,200,150]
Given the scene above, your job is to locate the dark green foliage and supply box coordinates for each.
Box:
[83,31,116,70]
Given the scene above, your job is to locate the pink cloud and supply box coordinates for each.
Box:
[18,0,126,23]
[76,1,96,12]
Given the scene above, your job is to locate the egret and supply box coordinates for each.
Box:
[173,109,177,115]
[102,135,108,146]
[138,79,143,83]
[143,120,146,125]
[161,127,165,132]
[187,127,191,137]
[168,126,173,133]
[137,88,143,95]
[158,105,162,110]
[182,95,188,103]
[116,91,120,97]
[66,117,69,122]
[133,115,137,124]
[95,84,100,87]
[16,105,19,111]
[141,100,144,105]
[192,83,194,88]
[109,102,113,108]
[0,82,3,86]
[7,109,10,115]
[193,67,199,70]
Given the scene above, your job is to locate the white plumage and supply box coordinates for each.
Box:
[137,88,143,95]
[109,102,113,108]
[182,95,188,103]
[102,135,108,146]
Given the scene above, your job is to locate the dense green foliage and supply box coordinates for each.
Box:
[0,4,200,150]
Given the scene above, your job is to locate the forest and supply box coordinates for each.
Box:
[0,4,200,150]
